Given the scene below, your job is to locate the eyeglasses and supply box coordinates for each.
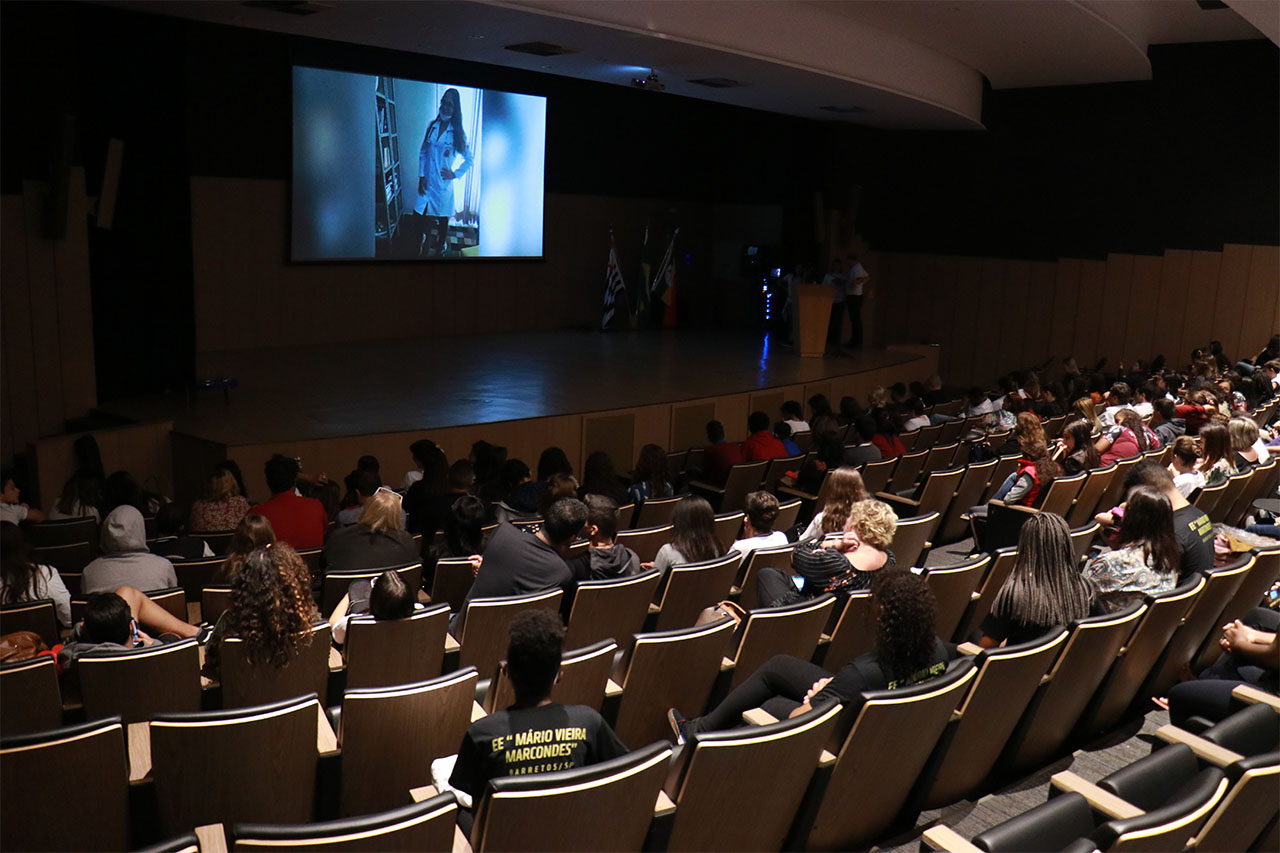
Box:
[375,486,403,503]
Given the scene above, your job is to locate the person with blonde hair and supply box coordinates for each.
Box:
[322,487,417,572]
[189,464,251,532]
[759,499,897,607]
[1071,397,1103,431]
[799,467,869,540]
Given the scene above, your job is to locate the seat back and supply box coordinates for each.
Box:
[999,601,1146,777]
[344,603,449,689]
[1208,472,1253,525]
[1192,545,1280,673]
[719,461,770,511]
[563,569,660,651]
[151,695,320,834]
[971,792,1098,853]
[981,455,1022,502]
[486,640,618,712]
[667,703,843,852]
[0,599,59,647]
[917,629,1071,810]
[1078,576,1205,737]
[921,554,991,642]
[729,595,836,689]
[613,617,737,748]
[322,563,422,615]
[939,418,969,444]
[654,552,741,631]
[936,459,999,544]
[632,495,684,529]
[1,718,129,851]
[79,638,202,724]
[1096,456,1142,514]
[24,516,98,548]
[172,556,227,600]
[1069,522,1100,566]
[982,502,1039,553]
[957,546,1019,641]
[615,524,674,564]
[773,498,802,535]
[190,529,236,557]
[898,429,923,452]
[762,455,805,494]
[232,793,458,852]
[1192,480,1230,518]
[201,585,233,624]
[1066,464,1118,528]
[890,511,942,570]
[1038,471,1088,517]
[887,450,929,492]
[916,422,945,446]
[0,656,62,736]
[820,591,876,669]
[30,541,94,573]
[798,659,978,851]
[471,741,671,853]
[1189,752,1280,853]
[458,589,564,677]
[1098,766,1229,853]
[339,668,478,817]
[1143,553,1254,698]
[1044,415,1069,440]
[1224,459,1277,527]
[734,544,795,611]
[712,512,745,554]
[911,467,966,519]
[219,623,332,710]
[429,557,475,612]
[922,443,964,480]
[858,457,898,495]
[666,449,690,484]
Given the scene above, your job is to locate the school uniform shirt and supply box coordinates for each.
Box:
[1172,505,1214,580]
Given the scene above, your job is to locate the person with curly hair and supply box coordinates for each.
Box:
[202,543,321,679]
[215,514,277,583]
[758,499,896,608]
[669,570,951,740]
[798,467,869,541]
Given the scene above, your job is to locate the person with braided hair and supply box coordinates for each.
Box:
[669,570,952,742]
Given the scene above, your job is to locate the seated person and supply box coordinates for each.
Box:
[250,454,328,549]
[1,521,71,627]
[1163,607,1278,727]
[83,505,179,594]
[773,422,801,457]
[337,468,379,527]
[565,495,641,582]
[1167,436,1205,497]
[1083,486,1181,611]
[701,420,744,487]
[448,610,627,816]
[322,487,417,572]
[59,590,200,670]
[1095,461,1213,581]
[741,411,787,462]
[759,499,896,608]
[148,503,214,561]
[843,416,882,466]
[902,397,931,433]
[649,496,723,579]
[0,469,46,524]
[328,567,422,646]
[728,491,789,557]
[669,571,951,741]
[780,400,809,435]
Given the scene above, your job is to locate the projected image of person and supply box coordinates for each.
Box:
[416,87,473,257]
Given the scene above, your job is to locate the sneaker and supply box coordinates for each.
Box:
[667,707,693,746]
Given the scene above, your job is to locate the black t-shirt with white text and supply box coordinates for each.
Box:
[449,703,627,799]
[1172,505,1214,581]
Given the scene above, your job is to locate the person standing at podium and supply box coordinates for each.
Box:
[844,254,871,349]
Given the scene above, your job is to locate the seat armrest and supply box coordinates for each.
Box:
[776,486,816,502]
[453,825,473,853]
[742,707,779,726]
[956,642,983,656]
[194,824,228,853]
[653,790,677,817]
[410,784,440,802]
[471,701,487,723]
[444,633,461,653]
[605,678,623,698]
[1232,683,1280,712]
[688,481,726,497]
[1154,724,1245,767]
[876,492,921,511]
[1050,771,1143,819]
[922,825,982,853]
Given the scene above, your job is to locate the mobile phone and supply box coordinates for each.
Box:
[791,576,806,592]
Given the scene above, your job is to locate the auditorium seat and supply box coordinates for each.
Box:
[879,468,963,528]
[788,657,977,850]
[996,600,1146,779]
[427,556,474,612]
[0,599,60,647]
[342,602,449,689]
[1191,479,1230,518]
[1076,575,1205,738]
[321,562,423,615]
[936,458,999,544]
[1,717,130,851]
[651,552,741,631]
[1044,414,1069,440]
[189,529,235,557]
[659,702,842,852]
[1037,470,1088,518]
[72,586,186,627]
[615,523,674,564]
[914,422,945,447]
[1068,521,1100,565]
[722,595,835,690]
[79,637,202,724]
[689,459,768,512]
[956,546,1018,642]
[919,553,990,642]
[468,741,671,852]
[884,449,928,493]
[1192,543,1280,673]
[233,793,458,852]
[632,494,684,529]
[920,441,963,481]
[23,516,98,549]
[219,623,332,710]
[898,428,923,453]
[172,556,227,601]
[615,501,637,531]
[980,455,1021,502]
[1224,458,1276,526]
[296,547,324,577]
[731,543,793,611]
[150,695,322,836]
[611,616,736,748]
[816,590,875,669]
[31,541,95,575]
[1141,553,1253,698]
[135,832,200,853]
[201,584,232,624]
[1208,471,1253,525]
[773,497,802,535]
[972,501,1037,553]
[882,510,942,570]
[1065,463,1117,528]
[454,588,563,679]
[762,454,804,494]
[910,628,1070,811]
[485,639,616,713]
[562,569,659,651]
[0,656,62,736]
[938,417,969,445]
[337,668,478,817]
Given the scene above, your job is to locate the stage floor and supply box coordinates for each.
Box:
[100,330,926,447]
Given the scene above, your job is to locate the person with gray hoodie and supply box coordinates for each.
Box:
[83,505,178,594]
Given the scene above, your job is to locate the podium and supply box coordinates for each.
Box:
[792,283,833,358]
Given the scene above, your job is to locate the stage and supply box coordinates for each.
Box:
[89,329,938,503]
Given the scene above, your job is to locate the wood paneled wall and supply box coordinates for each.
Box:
[869,245,1280,386]
[0,169,97,468]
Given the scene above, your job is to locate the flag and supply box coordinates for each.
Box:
[650,228,678,327]
[632,226,651,325]
[602,231,628,330]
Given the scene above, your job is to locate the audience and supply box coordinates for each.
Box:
[773,422,801,457]
[1197,422,1234,487]
[148,503,214,560]
[761,499,896,608]
[1097,408,1160,466]
[650,495,723,578]
[1058,419,1101,475]
[728,491,788,556]
[189,463,251,532]
[1167,436,1205,497]
[844,416,882,466]
[1,521,71,627]
[565,495,641,581]
[627,443,673,505]
[250,454,328,549]
[403,441,451,533]
[741,411,788,462]
[780,400,809,435]
[577,451,629,505]
[798,467,869,541]
[462,498,585,610]
[83,505,178,594]
[1083,486,1181,611]
[216,514,276,584]
[701,419,745,486]
[0,469,45,524]
[322,487,418,572]
[1095,461,1213,581]
[328,567,422,645]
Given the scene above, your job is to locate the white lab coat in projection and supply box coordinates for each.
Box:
[416,120,472,218]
